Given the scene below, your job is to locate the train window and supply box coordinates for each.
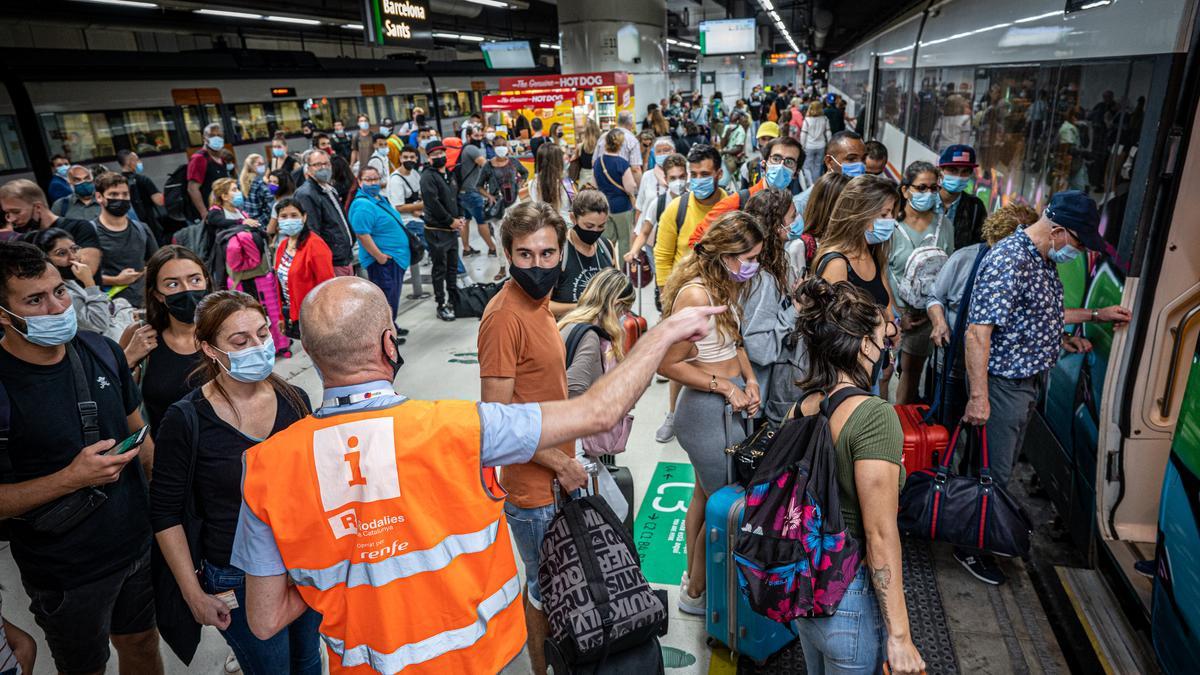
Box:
[391,95,410,122]
[335,98,359,127]
[438,93,458,118]
[231,104,271,142]
[411,94,430,116]
[118,109,176,155]
[39,112,114,164]
[0,116,29,171]
[276,101,303,134]
[455,92,471,117]
[181,106,204,147]
[308,99,334,130]
[878,69,911,134]
[362,96,388,125]
[908,67,977,153]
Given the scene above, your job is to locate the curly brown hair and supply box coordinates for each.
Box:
[982,203,1039,245]
[662,210,764,343]
[792,275,888,391]
[743,187,792,294]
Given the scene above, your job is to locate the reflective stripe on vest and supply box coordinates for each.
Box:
[289,518,501,591]
[322,574,521,672]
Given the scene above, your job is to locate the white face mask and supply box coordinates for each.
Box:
[494,146,509,158]
[667,178,686,195]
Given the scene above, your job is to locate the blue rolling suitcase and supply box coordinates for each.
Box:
[705,485,795,664]
[704,406,794,664]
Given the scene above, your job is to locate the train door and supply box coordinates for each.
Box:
[172,88,223,151]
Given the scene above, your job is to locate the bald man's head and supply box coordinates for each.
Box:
[300,277,397,381]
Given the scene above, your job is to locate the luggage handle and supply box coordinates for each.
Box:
[552,460,601,510]
[937,423,990,483]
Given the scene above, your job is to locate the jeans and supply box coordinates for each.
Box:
[425,227,460,308]
[504,501,558,611]
[804,148,825,184]
[458,191,487,227]
[793,566,886,675]
[982,373,1044,488]
[201,561,323,675]
[367,258,407,321]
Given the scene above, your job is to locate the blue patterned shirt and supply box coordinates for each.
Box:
[967,226,1064,379]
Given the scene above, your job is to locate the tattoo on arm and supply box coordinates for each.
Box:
[871,563,893,628]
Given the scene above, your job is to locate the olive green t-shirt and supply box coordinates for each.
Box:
[833,396,905,540]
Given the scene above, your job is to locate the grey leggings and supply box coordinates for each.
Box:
[675,375,748,494]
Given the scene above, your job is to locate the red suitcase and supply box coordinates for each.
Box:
[895,404,950,479]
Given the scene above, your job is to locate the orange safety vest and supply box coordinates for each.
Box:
[241,400,526,674]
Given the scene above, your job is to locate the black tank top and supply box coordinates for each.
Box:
[816,251,890,308]
[553,237,614,303]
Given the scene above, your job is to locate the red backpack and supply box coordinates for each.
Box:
[443,137,464,173]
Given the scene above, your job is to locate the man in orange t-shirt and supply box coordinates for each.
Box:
[687,136,803,247]
[477,201,587,675]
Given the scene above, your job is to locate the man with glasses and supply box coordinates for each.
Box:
[293,148,356,276]
[960,191,1131,585]
[687,136,803,247]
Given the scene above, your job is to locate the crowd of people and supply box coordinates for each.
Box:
[0,80,1133,675]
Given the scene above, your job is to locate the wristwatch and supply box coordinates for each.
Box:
[1091,309,1099,322]
[709,374,719,392]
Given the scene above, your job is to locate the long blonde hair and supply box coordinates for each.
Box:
[813,174,899,275]
[580,119,601,153]
[662,211,764,343]
[239,153,263,196]
[558,268,636,361]
[209,177,237,209]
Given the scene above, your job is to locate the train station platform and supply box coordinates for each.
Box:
[0,235,1091,674]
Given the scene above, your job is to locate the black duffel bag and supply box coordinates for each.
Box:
[898,424,1033,558]
[454,282,504,318]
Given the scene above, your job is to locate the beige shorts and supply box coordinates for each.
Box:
[900,308,934,357]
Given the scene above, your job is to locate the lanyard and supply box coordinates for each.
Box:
[320,388,396,410]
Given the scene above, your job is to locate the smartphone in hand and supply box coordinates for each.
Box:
[105,426,148,456]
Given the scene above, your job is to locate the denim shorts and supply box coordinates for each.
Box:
[201,561,323,675]
[458,191,487,225]
[504,501,559,611]
[23,548,155,674]
[793,566,886,674]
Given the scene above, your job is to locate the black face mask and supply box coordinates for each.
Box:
[382,331,405,379]
[510,264,560,300]
[164,289,207,324]
[573,225,604,246]
[103,199,132,217]
[415,114,426,125]
[430,156,447,169]
[864,338,888,386]
[402,160,418,171]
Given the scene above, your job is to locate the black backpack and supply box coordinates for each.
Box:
[454,282,504,318]
[733,387,866,621]
[162,162,191,222]
[538,489,668,666]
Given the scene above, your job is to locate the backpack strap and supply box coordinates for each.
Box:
[65,343,100,446]
[74,332,121,388]
[736,188,750,209]
[926,244,990,422]
[814,251,849,277]
[655,192,669,223]
[675,192,690,231]
[564,324,609,368]
[820,386,872,418]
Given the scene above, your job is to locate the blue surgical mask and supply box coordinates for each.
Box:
[231,192,245,209]
[765,163,794,190]
[55,165,69,178]
[1048,243,1080,264]
[207,136,225,151]
[278,218,303,237]
[837,158,866,178]
[362,184,382,198]
[1,304,78,347]
[866,217,896,245]
[74,182,95,198]
[941,175,969,193]
[653,153,669,167]
[379,126,391,136]
[688,175,715,199]
[908,191,938,212]
[272,148,286,158]
[135,161,144,173]
[214,340,275,383]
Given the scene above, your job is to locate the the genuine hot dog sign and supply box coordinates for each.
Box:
[363,0,433,48]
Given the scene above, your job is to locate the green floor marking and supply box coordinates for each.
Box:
[633,461,695,585]
[449,351,478,364]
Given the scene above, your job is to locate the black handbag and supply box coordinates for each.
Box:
[725,420,778,487]
[897,424,1033,558]
[19,344,109,534]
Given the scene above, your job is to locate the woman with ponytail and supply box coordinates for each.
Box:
[789,276,924,675]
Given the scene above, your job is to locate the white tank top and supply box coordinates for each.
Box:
[681,280,739,363]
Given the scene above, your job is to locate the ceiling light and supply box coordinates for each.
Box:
[459,34,485,42]
[341,23,364,30]
[265,15,322,25]
[759,0,774,10]
[194,9,262,19]
[433,32,460,39]
[1014,10,1064,23]
[667,38,679,45]
[769,10,780,20]
[539,43,560,50]
[464,0,510,6]
[73,0,158,7]
[1078,0,1110,8]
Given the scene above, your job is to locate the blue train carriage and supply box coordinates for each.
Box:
[826,0,1200,669]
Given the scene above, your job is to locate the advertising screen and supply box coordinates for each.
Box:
[698,18,757,56]
[482,41,536,69]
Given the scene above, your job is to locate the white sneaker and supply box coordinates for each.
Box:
[678,572,705,615]
[655,412,676,443]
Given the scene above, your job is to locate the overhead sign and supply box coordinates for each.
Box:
[700,71,716,85]
[764,51,798,66]
[362,0,433,48]
[499,71,630,91]
[481,90,577,111]
[270,87,296,98]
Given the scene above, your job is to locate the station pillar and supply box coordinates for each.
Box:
[557,0,669,126]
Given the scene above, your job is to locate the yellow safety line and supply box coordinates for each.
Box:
[1055,567,1114,675]
[708,645,737,675]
